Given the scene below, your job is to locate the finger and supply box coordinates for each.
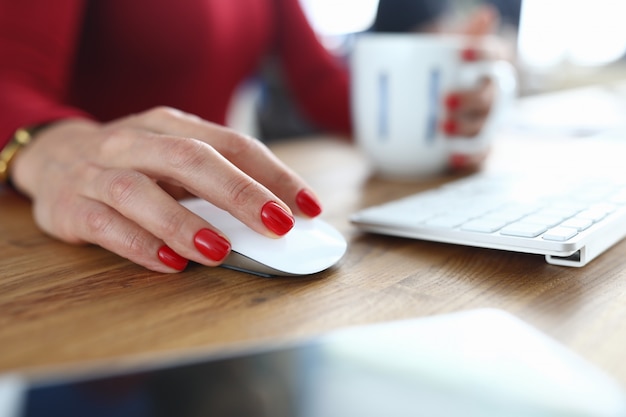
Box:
[454,113,488,137]
[443,109,488,137]
[455,5,499,62]
[81,167,234,267]
[115,107,322,218]
[443,80,495,136]
[448,148,491,173]
[95,125,296,237]
[58,195,190,273]
[157,181,194,200]
[459,79,494,136]
[444,79,494,115]
[461,31,511,63]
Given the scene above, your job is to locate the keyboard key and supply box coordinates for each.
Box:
[500,222,548,238]
[560,217,593,231]
[356,207,432,227]
[521,214,565,228]
[535,206,581,219]
[423,215,469,229]
[576,209,607,222]
[486,204,539,222]
[543,226,578,241]
[461,219,508,233]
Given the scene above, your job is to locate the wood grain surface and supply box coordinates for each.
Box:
[1,135,626,390]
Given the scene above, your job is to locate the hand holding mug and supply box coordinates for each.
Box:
[440,4,516,171]
[441,38,511,172]
[351,33,517,180]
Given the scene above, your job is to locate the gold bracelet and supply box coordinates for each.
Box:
[0,126,42,184]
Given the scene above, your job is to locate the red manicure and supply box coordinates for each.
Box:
[296,189,322,218]
[157,245,189,271]
[442,119,457,135]
[193,229,231,262]
[261,201,295,236]
[450,154,469,170]
[444,94,461,110]
[462,47,479,62]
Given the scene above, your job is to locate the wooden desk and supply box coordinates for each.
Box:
[2,135,626,389]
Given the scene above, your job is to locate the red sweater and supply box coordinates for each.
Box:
[0,0,351,149]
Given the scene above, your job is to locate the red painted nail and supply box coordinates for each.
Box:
[441,119,457,135]
[462,47,479,62]
[296,189,322,218]
[193,229,231,262]
[157,245,188,271]
[444,94,461,110]
[261,201,295,236]
[449,154,469,170]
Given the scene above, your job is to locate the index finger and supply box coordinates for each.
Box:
[122,107,323,218]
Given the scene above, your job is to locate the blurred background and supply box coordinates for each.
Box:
[228,0,626,140]
[299,0,626,93]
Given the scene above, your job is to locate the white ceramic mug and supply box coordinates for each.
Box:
[351,33,517,179]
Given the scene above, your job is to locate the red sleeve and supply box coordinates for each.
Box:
[273,0,352,136]
[0,0,92,149]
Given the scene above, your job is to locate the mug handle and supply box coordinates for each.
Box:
[446,59,518,155]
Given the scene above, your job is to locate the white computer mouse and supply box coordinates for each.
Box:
[180,198,348,277]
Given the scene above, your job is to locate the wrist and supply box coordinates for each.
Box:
[10,119,101,197]
[0,125,48,185]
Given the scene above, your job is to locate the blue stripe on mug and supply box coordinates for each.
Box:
[426,68,440,143]
[378,71,389,141]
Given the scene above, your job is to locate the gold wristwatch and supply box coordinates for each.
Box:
[0,125,43,184]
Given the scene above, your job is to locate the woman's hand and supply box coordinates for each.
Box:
[441,63,496,173]
[11,107,323,273]
[439,4,513,172]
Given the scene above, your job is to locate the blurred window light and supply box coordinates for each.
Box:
[299,0,380,36]
[567,0,626,66]
[518,0,626,68]
[517,0,568,68]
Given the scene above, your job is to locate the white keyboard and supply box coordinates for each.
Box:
[350,173,626,267]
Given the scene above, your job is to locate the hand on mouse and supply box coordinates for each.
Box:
[10,107,323,273]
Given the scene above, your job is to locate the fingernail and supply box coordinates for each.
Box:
[296,189,322,218]
[157,245,189,271]
[261,201,295,236]
[441,119,457,135]
[450,153,469,170]
[462,47,479,62]
[193,229,231,262]
[444,94,461,110]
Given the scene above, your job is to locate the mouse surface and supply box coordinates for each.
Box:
[180,198,348,277]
